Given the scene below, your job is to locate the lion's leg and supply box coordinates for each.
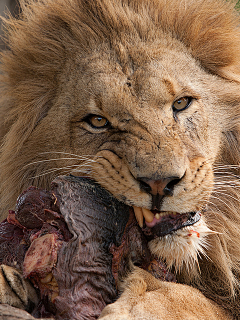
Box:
[99,268,232,320]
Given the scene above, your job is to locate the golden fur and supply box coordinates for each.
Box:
[1,0,240,318]
[99,267,232,320]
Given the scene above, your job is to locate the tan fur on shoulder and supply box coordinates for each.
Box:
[1,0,240,318]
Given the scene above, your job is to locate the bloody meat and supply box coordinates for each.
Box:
[0,176,175,320]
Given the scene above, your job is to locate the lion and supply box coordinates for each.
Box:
[1,0,240,318]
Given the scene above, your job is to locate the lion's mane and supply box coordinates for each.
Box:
[1,0,240,317]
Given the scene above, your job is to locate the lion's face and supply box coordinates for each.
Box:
[21,41,229,270]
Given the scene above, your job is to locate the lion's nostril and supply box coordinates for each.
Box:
[163,178,182,196]
[139,175,184,197]
[139,180,152,193]
[148,178,179,196]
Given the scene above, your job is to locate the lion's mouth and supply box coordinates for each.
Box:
[133,207,201,238]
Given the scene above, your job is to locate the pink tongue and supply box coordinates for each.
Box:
[145,215,162,228]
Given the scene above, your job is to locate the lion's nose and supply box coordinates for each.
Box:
[146,178,181,196]
[139,177,182,211]
[140,177,181,196]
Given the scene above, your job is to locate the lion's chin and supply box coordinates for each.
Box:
[148,219,215,272]
[133,207,215,271]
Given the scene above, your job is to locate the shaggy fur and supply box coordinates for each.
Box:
[1,0,240,318]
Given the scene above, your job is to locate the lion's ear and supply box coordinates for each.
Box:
[218,65,240,83]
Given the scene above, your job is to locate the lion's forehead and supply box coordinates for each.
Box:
[77,46,205,104]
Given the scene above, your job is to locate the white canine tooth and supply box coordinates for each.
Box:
[142,208,154,223]
[133,206,144,228]
[155,213,160,220]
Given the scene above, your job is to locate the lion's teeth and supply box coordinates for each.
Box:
[142,208,154,223]
[133,206,144,228]
[133,207,179,225]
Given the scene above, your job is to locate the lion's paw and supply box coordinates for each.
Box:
[0,265,39,312]
[99,303,131,320]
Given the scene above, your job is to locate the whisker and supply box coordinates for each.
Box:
[211,191,240,203]
[213,173,240,179]
[214,180,240,185]
[213,185,240,190]
[29,163,93,179]
[213,163,240,169]
[214,181,240,185]
[23,158,96,169]
[39,151,95,159]
[70,168,92,174]
[207,201,220,210]
[209,195,235,212]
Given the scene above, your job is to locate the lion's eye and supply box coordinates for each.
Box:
[172,97,192,111]
[86,115,110,129]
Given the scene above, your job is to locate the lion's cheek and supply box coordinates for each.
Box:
[161,158,214,213]
[91,151,152,208]
[160,187,211,213]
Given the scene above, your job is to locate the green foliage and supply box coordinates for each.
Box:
[236,0,240,9]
